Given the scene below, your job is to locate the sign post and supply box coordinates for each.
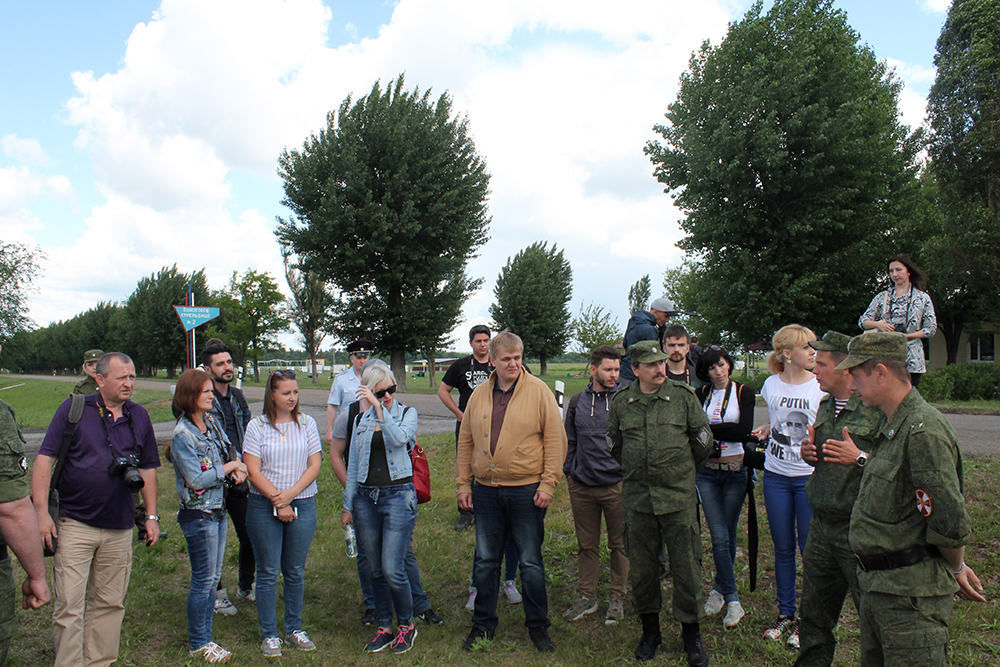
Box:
[174,301,220,370]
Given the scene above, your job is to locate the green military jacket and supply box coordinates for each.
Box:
[73,375,99,395]
[806,394,883,524]
[849,389,970,597]
[607,379,713,515]
[0,400,31,551]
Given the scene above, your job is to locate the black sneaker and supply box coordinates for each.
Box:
[455,512,475,532]
[528,627,555,653]
[416,608,444,625]
[360,608,377,626]
[462,627,495,652]
[365,627,394,653]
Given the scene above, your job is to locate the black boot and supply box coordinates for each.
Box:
[681,622,709,667]
[634,613,662,661]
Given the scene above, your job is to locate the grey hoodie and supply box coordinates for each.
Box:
[563,381,622,487]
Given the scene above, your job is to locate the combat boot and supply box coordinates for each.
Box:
[681,622,709,667]
[634,613,661,661]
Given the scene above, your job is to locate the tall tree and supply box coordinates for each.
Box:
[571,302,621,354]
[645,0,922,344]
[112,266,210,376]
[926,0,1000,360]
[490,242,573,375]
[276,75,491,390]
[0,241,45,343]
[627,275,651,315]
[216,270,290,382]
[283,250,336,383]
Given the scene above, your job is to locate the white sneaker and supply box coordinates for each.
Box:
[503,580,522,605]
[723,601,745,628]
[236,584,255,604]
[287,629,316,651]
[261,636,283,658]
[190,642,233,663]
[465,586,477,612]
[703,589,724,616]
[214,588,237,616]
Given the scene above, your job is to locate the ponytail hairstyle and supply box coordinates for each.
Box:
[767,324,817,375]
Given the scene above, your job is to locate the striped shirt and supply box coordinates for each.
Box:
[244,414,322,500]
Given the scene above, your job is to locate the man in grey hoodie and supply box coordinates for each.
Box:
[562,345,629,625]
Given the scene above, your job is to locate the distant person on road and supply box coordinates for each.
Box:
[325,339,373,446]
[0,343,51,667]
[859,253,936,388]
[72,349,103,395]
[620,297,676,387]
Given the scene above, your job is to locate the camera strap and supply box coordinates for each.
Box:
[96,394,139,460]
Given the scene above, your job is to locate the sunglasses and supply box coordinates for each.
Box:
[272,369,296,379]
[374,384,398,399]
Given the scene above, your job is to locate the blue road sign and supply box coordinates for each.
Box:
[174,306,220,331]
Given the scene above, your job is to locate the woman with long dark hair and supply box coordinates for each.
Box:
[243,370,322,658]
[694,345,755,629]
[860,253,937,387]
[171,369,247,663]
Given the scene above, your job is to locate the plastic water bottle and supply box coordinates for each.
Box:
[345,523,358,558]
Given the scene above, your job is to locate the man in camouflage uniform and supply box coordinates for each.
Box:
[72,349,103,395]
[607,341,713,666]
[795,332,883,666]
[0,344,50,665]
[834,333,985,666]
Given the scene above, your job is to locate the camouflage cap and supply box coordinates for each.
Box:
[835,333,907,370]
[84,349,104,363]
[628,340,668,365]
[809,331,851,354]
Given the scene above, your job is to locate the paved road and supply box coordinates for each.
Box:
[14,375,1000,458]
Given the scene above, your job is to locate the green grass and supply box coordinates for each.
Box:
[10,435,1000,666]
[0,378,175,429]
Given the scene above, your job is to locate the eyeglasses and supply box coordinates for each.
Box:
[272,369,296,379]
[707,344,724,351]
[374,384,398,399]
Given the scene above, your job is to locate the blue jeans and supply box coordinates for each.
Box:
[471,482,549,632]
[245,494,317,638]
[357,540,430,614]
[353,484,417,627]
[763,471,812,616]
[179,513,228,650]
[696,467,747,602]
[471,536,519,584]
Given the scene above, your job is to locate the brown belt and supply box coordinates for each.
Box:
[855,545,940,572]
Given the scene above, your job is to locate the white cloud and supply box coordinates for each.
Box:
[0,166,73,215]
[884,58,937,130]
[920,0,951,13]
[2,134,51,166]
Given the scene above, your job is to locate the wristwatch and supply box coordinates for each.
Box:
[855,452,868,468]
[147,514,160,522]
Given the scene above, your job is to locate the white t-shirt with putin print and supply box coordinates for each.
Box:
[761,374,826,477]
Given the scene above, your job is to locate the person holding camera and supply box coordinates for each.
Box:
[693,345,755,630]
[32,352,161,667]
[169,369,248,663]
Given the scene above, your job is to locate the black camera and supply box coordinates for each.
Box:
[109,454,144,491]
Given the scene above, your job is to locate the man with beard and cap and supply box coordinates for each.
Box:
[73,350,103,395]
[662,325,704,391]
[325,339,373,446]
[835,333,986,666]
[607,340,713,666]
[561,345,628,625]
[794,331,883,667]
[620,297,675,387]
[201,340,255,613]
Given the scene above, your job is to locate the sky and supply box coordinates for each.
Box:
[0,0,952,352]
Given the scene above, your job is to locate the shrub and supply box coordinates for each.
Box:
[920,363,1000,402]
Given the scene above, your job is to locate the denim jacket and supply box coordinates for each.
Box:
[343,400,418,511]
[171,414,232,511]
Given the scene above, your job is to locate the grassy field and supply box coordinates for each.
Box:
[0,377,175,429]
[9,433,1000,666]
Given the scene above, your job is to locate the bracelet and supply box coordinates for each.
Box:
[147,514,160,522]
[953,561,965,576]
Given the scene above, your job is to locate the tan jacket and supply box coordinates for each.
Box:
[456,366,567,497]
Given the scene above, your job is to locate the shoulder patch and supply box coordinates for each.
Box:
[915,489,932,517]
[18,456,27,473]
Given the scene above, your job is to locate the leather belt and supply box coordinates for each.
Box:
[855,545,940,572]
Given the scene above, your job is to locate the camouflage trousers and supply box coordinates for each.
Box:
[624,506,703,624]
[0,556,15,667]
[794,517,860,666]
[859,589,952,667]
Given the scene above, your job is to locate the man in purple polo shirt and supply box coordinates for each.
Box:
[32,352,161,667]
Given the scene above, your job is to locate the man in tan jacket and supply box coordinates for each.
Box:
[457,331,567,653]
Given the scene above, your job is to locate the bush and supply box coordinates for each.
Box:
[731,370,768,395]
[919,363,1000,401]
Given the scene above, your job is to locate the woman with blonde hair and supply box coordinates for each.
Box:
[752,324,826,649]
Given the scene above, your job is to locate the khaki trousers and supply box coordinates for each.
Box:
[52,517,133,667]
[567,477,628,599]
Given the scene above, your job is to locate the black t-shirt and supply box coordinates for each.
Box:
[362,430,412,487]
[213,388,240,450]
[442,355,493,412]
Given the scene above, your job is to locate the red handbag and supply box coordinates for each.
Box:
[410,439,431,504]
